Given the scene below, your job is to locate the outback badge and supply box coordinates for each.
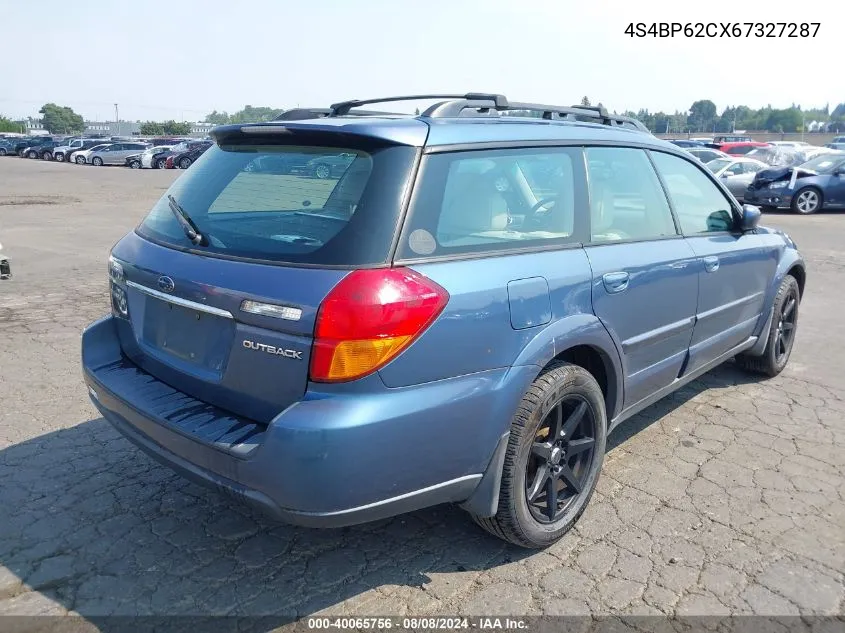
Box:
[243,339,303,360]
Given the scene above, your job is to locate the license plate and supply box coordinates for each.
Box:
[142,298,234,371]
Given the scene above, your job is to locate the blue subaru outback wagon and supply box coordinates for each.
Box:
[82,94,806,548]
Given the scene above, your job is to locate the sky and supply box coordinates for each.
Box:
[0,0,837,123]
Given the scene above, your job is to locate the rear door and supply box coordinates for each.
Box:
[650,151,778,373]
[583,147,699,409]
[113,134,421,423]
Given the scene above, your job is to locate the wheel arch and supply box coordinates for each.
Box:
[511,313,624,422]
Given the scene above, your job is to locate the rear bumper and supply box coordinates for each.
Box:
[82,316,531,526]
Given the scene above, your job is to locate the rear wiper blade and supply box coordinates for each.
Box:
[167,195,207,246]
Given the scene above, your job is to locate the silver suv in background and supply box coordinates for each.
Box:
[88,142,150,166]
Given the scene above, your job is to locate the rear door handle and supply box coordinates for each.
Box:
[602,271,630,294]
[703,256,720,273]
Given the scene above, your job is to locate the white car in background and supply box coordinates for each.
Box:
[73,143,114,165]
[140,145,173,169]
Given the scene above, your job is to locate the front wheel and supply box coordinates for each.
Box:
[791,187,822,215]
[179,157,192,169]
[55,152,65,162]
[472,362,607,548]
[0,148,6,156]
[735,275,800,377]
[129,160,141,169]
[42,151,53,161]
[27,150,38,159]
[155,158,166,169]
[75,155,86,165]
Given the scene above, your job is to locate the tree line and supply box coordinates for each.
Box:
[8,99,844,137]
[615,99,845,135]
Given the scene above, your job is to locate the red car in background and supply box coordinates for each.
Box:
[708,141,771,156]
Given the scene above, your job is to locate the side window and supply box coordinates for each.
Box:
[397,147,583,259]
[651,152,736,234]
[584,147,677,243]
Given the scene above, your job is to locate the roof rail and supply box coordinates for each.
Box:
[329,93,508,116]
[326,93,649,132]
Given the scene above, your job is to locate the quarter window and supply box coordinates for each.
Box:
[584,147,677,243]
[651,151,736,234]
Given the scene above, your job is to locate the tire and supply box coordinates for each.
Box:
[42,151,53,161]
[129,160,141,169]
[735,275,800,377]
[472,362,607,549]
[0,148,6,156]
[314,163,331,179]
[179,157,192,169]
[75,155,86,165]
[27,150,37,159]
[791,187,822,215]
[155,158,166,170]
[55,152,64,162]
[92,157,103,166]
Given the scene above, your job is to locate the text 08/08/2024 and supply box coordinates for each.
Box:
[625,22,820,38]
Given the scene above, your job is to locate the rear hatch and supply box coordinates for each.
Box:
[111,122,424,423]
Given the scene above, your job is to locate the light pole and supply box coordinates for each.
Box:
[114,103,119,137]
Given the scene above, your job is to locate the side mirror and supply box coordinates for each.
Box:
[739,204,761,232]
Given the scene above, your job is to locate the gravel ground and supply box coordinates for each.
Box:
[0,158,843,625]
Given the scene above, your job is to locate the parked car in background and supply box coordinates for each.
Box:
[243,151,313,175]
[155,141,198,169]
[81,93,806,549]
[713,134,753,143]
[667,139,703,148]
[686,147,729,163]
[54,138,106,162]
[73,143,114,164]
[88,142,150,166]
[26,140,64,160]
[124,153,144,169]
[0,240,10,280]
[0,139,16,156]
[824,136,845,150]
[139,145,173,169]
[13,137,55,156]
[710,141,771,156]
[306,151,356,178]
[171,140,212,169]
[768,141,811,149]
[743,146,808,168]
[744,151,845,214]
[705,157,769,202]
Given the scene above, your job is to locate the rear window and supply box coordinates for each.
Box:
[137,142,416,265]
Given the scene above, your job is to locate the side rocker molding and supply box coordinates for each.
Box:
[459,431,510,517]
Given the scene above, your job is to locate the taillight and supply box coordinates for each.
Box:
[310,268,449,383]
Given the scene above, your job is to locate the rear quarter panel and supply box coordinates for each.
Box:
[379,249,621,403]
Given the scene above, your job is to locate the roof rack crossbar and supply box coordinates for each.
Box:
[417,97,649,132]
[329,93,508,116]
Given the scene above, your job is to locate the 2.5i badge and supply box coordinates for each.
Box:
[242,339,303,359]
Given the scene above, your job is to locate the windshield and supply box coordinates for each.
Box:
[798,153,845,174]
[137,141,416,265]
[706,158,732,173]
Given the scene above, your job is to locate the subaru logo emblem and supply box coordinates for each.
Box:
[157,275,175,293]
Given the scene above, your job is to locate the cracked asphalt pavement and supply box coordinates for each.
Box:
[0,159,843,623]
